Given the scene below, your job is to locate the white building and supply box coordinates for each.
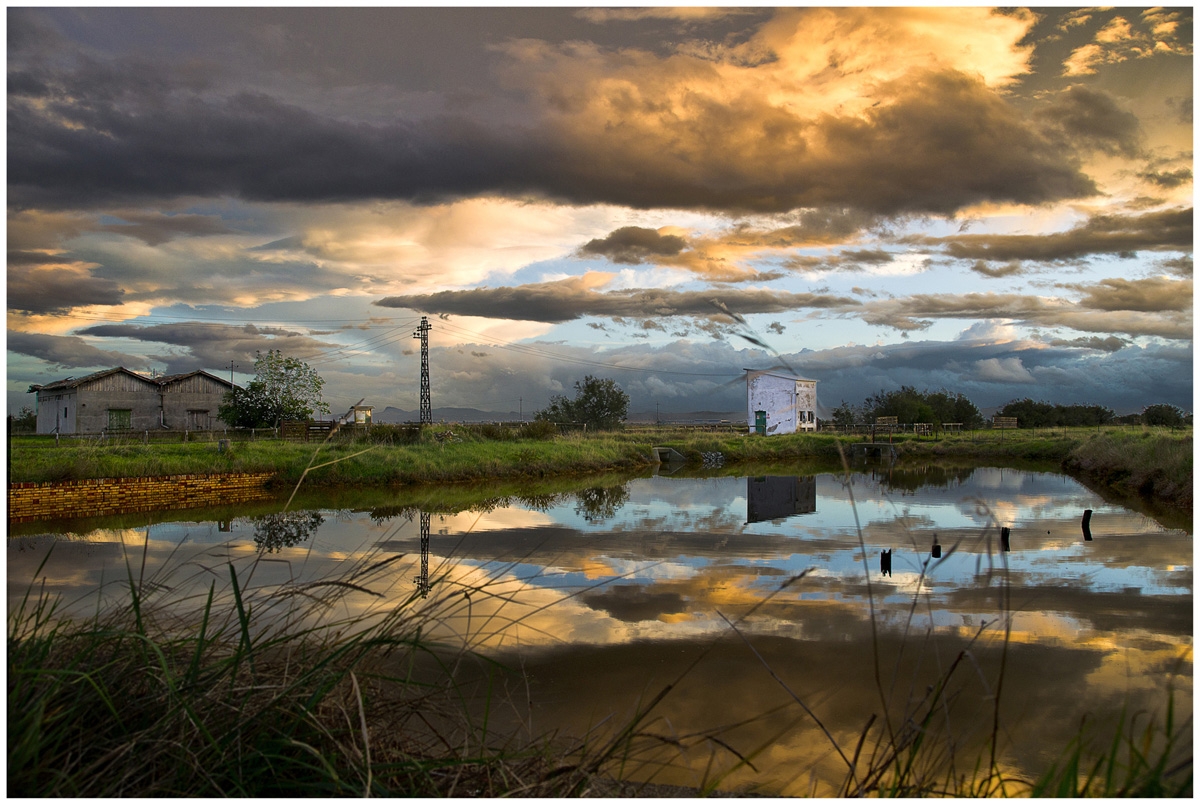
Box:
[745,369,818,435]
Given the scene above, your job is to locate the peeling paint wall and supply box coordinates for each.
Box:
[746,371,818,435]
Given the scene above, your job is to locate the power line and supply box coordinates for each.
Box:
[432,319,743,378]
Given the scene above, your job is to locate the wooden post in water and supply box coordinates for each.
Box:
[1081,509,1093,541]
[1000,526,1011,552]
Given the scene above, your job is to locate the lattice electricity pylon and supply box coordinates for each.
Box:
[416,511,431,598]
[413,316,431,424]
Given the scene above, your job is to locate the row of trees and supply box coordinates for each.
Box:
[994,398,1114,428]
[829,387,1189,430]
[830,386,985,430]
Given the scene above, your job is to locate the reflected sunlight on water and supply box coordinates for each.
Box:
[9,465,1191,794]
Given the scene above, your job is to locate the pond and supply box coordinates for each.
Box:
[8,463,1192,795]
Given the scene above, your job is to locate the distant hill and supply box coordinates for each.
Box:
[373,406,743,424]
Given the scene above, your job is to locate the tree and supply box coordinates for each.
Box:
[1142,403,1185,427]
[997,398,1114,428]
[830,400,858,429]
[218,350,330,428]
[10,406,37,433]
[535,375,629,430]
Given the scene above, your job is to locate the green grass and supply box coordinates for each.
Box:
[9,425,1192,518]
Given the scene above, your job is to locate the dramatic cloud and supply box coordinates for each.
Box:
[930,208,1192,262]
[4,8,1194,416]
[376,275,858,323]
[1038,85,1142,157]
[98,212,234,246]
[77,322,338,374]
[1069,277,1192,313]
[8,9,1095,215]
[7,331,144,369]
[579,226,688,264]
[8,265,125,314]
[855,283,1191,339]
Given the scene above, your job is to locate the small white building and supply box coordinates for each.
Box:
[745,369,818,435]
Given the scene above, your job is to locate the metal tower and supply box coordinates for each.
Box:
[413,316,431,424]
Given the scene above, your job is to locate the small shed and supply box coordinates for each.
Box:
[745,369,818,435]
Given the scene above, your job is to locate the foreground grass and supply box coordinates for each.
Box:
[7,546,645,797]
[9,425,1192,516]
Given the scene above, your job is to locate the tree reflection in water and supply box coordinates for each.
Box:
[252,510,325,552]
[574,485,630,522]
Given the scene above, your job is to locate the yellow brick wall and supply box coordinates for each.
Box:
[8,473,275,523]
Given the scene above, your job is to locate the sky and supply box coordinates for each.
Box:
[6,7,1194,418]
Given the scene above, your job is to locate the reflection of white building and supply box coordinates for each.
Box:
[746,476,817,523]
[745,370,817,435]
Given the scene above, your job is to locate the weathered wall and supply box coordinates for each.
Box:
[161,374,230,429]
[8,473,275,523]
[746,372,819,434]
[747,372,798,434]
[36,389,78,434]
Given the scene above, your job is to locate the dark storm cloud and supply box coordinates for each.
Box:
[579,226,688,264]
[77,322,337,374]
[7,331,143,369]
[8,266,125,314]
[929,207,1193,262]
[375,276,857,323]
[1038,85,1142,157]
[99,212,234,245]
[7,24,1098,216]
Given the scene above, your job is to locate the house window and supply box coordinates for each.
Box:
[107,409,132,430]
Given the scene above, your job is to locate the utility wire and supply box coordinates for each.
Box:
[432,319,744,378]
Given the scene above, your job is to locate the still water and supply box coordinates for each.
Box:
[8,465,1192,794]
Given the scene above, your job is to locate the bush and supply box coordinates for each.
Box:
[518,420,558,440]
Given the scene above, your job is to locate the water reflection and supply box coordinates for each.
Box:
[746,475,816,523]
[252,510,324,552]
[8,465,1191,795]
[416,511,431,598]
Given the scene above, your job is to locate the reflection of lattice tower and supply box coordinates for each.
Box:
[413,316,431,423]
[417,511,431,598]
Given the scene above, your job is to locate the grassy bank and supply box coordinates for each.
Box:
[8,425,1192,517]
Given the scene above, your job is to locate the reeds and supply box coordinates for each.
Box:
[7,536,577,796]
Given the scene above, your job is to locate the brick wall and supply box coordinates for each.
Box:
[8,473,275,523]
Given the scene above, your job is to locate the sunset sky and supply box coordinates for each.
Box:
[7,7,1193,417]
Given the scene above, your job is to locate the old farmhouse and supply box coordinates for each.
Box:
[29,368,236,435]
[745,369,818,435]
